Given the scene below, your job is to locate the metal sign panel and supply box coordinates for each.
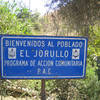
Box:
[0,35,88,79]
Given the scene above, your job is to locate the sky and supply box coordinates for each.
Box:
[4,0,49,15]
[23,0,49,15]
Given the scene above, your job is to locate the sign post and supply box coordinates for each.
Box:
[41,79,46,100]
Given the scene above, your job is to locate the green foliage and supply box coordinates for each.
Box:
[0,0,41,35]
[0,2,19,34]
[76,60,100,100]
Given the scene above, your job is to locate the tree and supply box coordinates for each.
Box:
[47,0,100,36]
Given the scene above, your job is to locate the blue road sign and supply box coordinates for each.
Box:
[0,35,88,79]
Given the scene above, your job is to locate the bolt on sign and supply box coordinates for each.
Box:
[0,35,88,79]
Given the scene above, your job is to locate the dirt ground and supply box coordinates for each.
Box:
[0,95,40,100]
